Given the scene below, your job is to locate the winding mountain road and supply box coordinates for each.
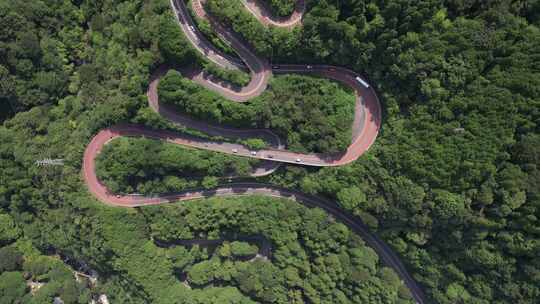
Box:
[82,1,427,303]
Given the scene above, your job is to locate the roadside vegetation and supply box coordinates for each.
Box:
[141,197,414,303]
[185,0,238,58]
[159,70,355,153]
[206,0,273,56]
[185,0,252,87]
[185,0,540,302]
[96,137,260,194]
[0,0,538,303]
[262,0,297,17]
[202,62,251,87]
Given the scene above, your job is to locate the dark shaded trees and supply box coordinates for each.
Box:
[0,0,538,303]
[142,196,413,303]
[263,0,296,17]
[96,137,259,194]
[0,246,23,272]
[0,271,27,304]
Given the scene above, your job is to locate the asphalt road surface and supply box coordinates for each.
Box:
[82,1,427,303]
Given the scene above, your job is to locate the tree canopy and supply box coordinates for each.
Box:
[0,0,538,303]
[159,70,355,153]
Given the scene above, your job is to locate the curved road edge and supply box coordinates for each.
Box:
[82,172,427,303]
[241,0,306,28]
[169,0,382,166]
[80,0,427,303]
[82,126,426,304]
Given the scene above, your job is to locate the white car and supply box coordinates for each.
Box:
[273,65,280,69]
[306,65,313,69]
[189,25,195,31]
[232,148,238,153]
[116,194,121,198]
[251,151,257,156]
[296,158,301,162]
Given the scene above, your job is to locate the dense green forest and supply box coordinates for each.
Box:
[159,70,355,153]
[1,0,539,303]
[96,137,260,194]
[0,0,400,302]
[142,197,413,303]
[262,0,297,17]
[0,240,97,304]
[193,0,540,302]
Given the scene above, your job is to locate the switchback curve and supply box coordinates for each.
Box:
[82,1,427,303]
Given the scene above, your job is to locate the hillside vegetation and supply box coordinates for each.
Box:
[0,0,538,303]
[159,70,355,153]
[0,0,398,302]
[201,0,540,302]
[96,137,260,194]
[263,0,296,17]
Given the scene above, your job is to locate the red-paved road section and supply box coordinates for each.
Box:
[165,0,382,166]
[242,0,305,28]
[82,1,427,303]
